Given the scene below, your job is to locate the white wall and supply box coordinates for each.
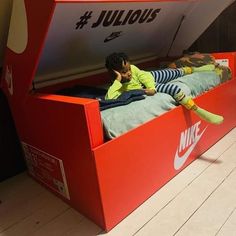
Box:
[0,0,13,67]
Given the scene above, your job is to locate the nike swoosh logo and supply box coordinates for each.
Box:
[5,66,14,95]
[7,0,28,53]
[104,31,123,43]
[8,75,13,95]
[174,126,208,170]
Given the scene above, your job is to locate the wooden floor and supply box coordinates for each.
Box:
[1,128,236,236]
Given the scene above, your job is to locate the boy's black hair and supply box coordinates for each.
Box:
[105,52,129,71]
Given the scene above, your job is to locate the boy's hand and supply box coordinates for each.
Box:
[144,89,156,96]
[113,70,122,82]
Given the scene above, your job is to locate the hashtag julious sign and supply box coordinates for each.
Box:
[36,1,192,84]
[75,9,161,29]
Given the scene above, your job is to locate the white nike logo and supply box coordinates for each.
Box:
[5,65,14,95]
[174,125,208,170]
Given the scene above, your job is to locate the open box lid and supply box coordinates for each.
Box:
[3,0,235,93]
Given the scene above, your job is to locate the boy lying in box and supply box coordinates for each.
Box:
[105,52,227,125]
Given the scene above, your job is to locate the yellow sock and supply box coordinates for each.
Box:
[182,66,193,75]
[192,64,215,72]
[175,93,224,125]
[193,107,224,125]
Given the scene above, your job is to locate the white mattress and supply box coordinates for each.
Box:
[101,71,221,139]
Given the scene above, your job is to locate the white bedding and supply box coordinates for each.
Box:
[101,71,221,139]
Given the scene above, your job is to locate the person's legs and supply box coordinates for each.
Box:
[150,65,216,84]
[174,91,224,125]
[150,68,184,84]
[155,83,182,97]
[155,83,224,125]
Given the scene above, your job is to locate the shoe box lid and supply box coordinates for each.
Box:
[1,0,234,97]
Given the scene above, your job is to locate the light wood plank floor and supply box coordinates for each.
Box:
[1,128,236,236]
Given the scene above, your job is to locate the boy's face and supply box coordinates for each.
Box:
[118,61,132,83]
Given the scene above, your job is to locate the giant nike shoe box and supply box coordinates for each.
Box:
[1,0,236,231]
